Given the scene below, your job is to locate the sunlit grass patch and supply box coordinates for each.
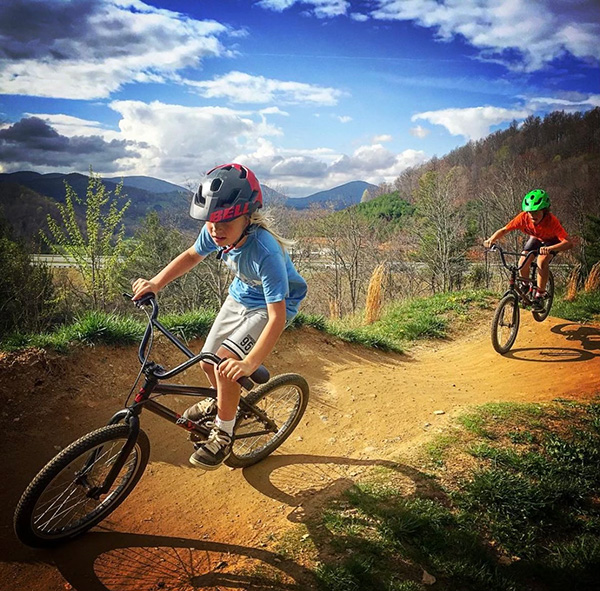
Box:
[312,399,600,591]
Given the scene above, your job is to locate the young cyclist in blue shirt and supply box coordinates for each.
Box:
[132,163,307,469]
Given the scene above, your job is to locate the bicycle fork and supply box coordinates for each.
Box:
[78,406,142,500]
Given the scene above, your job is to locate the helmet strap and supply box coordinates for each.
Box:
[216,220,252,260]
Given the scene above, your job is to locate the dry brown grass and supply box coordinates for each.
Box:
[565,265,581,301]
[584,262,600,293]
[329,298,340,320]
[364,263,385,324]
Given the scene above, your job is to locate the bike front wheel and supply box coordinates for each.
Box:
[491,293,520,354]
[14,424,150,547]
[532,270,554,322]
[226,374,309,469]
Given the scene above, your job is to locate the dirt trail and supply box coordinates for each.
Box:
[0,315,599,590]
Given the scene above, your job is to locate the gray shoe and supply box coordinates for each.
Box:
[182,398,217,422]
[189,427,232,469]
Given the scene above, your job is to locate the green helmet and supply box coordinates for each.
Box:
[522,189,549,212]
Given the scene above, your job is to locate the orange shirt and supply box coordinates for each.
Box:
[505,211,569,242]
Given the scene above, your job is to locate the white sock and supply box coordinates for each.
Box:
[215,416,235,436]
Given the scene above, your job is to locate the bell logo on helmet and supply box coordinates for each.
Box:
[209,202,250,223]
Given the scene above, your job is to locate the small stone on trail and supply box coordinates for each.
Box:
[422,569,436,585]
[433,410,445,415]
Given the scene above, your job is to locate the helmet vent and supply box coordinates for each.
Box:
[194,187,205,206]
[226,189,241,204]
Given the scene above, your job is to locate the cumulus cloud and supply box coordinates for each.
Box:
[373,134,393,143]
[0,0,232,99]
[371,0,600,71]
[257,0,350,18]
[410,125,430,139]
[237,138,427,194]
[109,100,283,178]
[0,117,137,170]
[189,71,344,105]
[337,115,353,123]
[3,103,427,195]
[412,106,530,140]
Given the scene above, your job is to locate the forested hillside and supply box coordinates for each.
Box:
[353,108,599,268]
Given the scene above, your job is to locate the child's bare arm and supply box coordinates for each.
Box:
[540,236,574,255]
[484,226,510,248]
[132,246,204,299]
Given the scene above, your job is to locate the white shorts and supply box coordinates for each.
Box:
[202,295,269,361]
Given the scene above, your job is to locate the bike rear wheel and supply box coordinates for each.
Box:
[14,424,149,547]
[226,374,309,469]
[491,293,520,354]
[532,270,554,322]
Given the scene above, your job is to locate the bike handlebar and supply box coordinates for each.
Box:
[486,244,539,271]
[123,292,270,389]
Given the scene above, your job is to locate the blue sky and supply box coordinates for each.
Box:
[0,0,598,196]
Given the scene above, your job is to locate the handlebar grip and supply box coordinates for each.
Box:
[250,365,270,384]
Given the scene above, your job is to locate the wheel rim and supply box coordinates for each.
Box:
[496,299,518,349]
[233,383,302,459]
[30,437,142,539]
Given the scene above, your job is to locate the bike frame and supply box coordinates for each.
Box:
[85,294,273,497]
[492,246,539,306]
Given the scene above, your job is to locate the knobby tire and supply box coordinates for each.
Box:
[226,374,309,468]
[491,293,520,354]
[14,424,149,547]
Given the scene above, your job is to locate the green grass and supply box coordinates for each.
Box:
[0,286,593,354]
[292,289,494,353]
[309,400,600,591]
[552,290,600,323]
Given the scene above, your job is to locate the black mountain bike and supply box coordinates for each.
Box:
[14,293,309,547]
[488,245,555,354]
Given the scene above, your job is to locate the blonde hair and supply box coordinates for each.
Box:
[250,211,295,252]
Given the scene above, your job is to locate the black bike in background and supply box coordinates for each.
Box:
[14,293,309,547]
[487,245,555,354]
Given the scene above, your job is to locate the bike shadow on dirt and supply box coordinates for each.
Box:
[550,323,600,352]
[240,453,451,583]
[503,346,597,362]
[17,531,316,591]
[241,453,446,509]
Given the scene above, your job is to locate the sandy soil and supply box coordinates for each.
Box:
[0,314,598,590]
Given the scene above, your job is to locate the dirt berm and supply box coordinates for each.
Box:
[0,315,599,590]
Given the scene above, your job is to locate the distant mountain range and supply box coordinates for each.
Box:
[0,171,378,240]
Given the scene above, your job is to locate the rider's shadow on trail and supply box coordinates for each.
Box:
[550,323,600,352]
[505,322,600,362]
[46,531,315,591]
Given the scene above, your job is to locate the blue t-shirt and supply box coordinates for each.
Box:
[193,225,307,320]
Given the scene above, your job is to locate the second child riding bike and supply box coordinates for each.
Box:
[487,245,555,354]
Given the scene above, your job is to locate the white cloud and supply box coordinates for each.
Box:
[234,138,427,195]
[373,134,393,142]
[257,0,350,18]
[526,94,600,111]
[350,13,369,22]
[371,0,600,71]
[107,100,283,180]
[190,71,344,106]
[0,0,232,99]
[410,125,430,139]
[412,106,530,140]
[337,115,353,123]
